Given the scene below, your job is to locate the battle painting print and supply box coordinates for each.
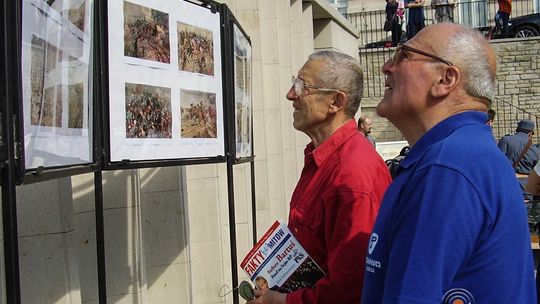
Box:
[180,89,217,138]
[125,83,172,138]
[68,1,86,32]
[178,22,214,76]
[30,35,61,127]
[68,83,84,128]
[124,1,170,63]
[30,86,60,127]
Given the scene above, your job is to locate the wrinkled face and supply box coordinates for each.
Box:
[285,59,338,134]
[377,29,451,122]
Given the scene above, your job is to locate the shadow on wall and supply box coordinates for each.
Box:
[14,166,190,303]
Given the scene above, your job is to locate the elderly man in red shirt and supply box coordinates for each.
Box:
[247,51,391,303]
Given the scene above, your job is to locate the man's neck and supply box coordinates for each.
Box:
[308,117,350,148]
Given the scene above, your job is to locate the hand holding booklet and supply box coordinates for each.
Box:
[240,220,325,297]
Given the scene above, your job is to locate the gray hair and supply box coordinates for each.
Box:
[308,50,364,117]
[439,25,496,103]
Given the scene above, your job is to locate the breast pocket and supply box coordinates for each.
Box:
[289,200,324,239]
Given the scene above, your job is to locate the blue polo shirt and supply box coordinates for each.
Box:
[362,111,536,303]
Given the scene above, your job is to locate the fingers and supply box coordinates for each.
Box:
[253,289,265,297]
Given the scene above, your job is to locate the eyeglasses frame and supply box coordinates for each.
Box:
[392,43,454,66]
[291,76,341,97]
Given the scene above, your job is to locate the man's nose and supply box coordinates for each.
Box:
[381,55,397,74]
[286,85,297,101]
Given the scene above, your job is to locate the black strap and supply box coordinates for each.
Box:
[513,139,532,168]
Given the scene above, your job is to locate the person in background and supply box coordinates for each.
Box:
[486,109,496,126]
[362,23,536,303]
[358,116,376,147]
[495,0,512,36]
[404,0,425,40]
[248,50,391,304]
[386,0,402,46]
[498,119,539,201]
[498,119,538,176]
[432,0,455,23]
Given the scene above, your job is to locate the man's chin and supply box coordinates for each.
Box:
[376,103,389,118]
[292,121,302,132]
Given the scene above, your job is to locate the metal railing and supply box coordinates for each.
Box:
[358,48,392,98]
[491,97,540,143]
[346,0,539,47]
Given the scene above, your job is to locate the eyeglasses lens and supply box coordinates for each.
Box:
[392,46,403,63]
[292,77,303,96]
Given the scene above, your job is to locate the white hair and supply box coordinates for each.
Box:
[308,50,364,117]
[439,25,496,103]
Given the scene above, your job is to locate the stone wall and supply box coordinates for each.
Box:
[359,37,540,149]
[490,38,540,141]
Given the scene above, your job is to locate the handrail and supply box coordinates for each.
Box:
[491,97,540,143]
[346,0,539,47]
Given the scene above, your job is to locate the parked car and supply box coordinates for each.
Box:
[493,12,540,39]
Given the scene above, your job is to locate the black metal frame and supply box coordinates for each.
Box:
[15,0,99,185]
[2,0,23,302]
[228,12,255,164]
[2,1,256,303]
[99,0,227,170]
[225,7,258,248]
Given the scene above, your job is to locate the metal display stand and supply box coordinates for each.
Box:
[221,4,257,303]
[2,0,22,303]
[1,1,255,303]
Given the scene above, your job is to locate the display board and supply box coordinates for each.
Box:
[106,0,225,162]
[232,22,252,160]
[20,0,94,170]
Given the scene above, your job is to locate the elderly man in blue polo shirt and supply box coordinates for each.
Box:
[361,23,536,303]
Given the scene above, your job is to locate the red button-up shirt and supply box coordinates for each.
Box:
[286,119,391,303]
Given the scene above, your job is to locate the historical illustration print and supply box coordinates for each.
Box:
[68,1,86,32]
[178,22,214,76]
[180,89,217,138]
[30,35,61,127]
[125,83,172,138]
[68,83,84,128]
[124,1,170,63]
[31,86,61,127]
[233,24,252,158]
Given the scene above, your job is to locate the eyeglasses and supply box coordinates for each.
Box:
[391,43,453,66]
[291,76,340,97]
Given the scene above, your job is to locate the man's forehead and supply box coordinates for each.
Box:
[298,59,325,79]
[409,24,454,51]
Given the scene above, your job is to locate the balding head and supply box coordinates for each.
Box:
[410,23,496,104]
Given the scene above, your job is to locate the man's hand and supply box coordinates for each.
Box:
[246,289,286,304]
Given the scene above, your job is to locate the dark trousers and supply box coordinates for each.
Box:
[407,21,424,40]
[391,19,402,46]
[495,11,510,35]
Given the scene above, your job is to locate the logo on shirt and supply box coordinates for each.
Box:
[368,233,379,255]
[442,288,475,304]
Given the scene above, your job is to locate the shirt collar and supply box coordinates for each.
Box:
[400,111,488,170]
[304,119,358,167]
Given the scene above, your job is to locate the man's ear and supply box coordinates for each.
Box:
[328,91,346,113]
[430,66,460,98]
